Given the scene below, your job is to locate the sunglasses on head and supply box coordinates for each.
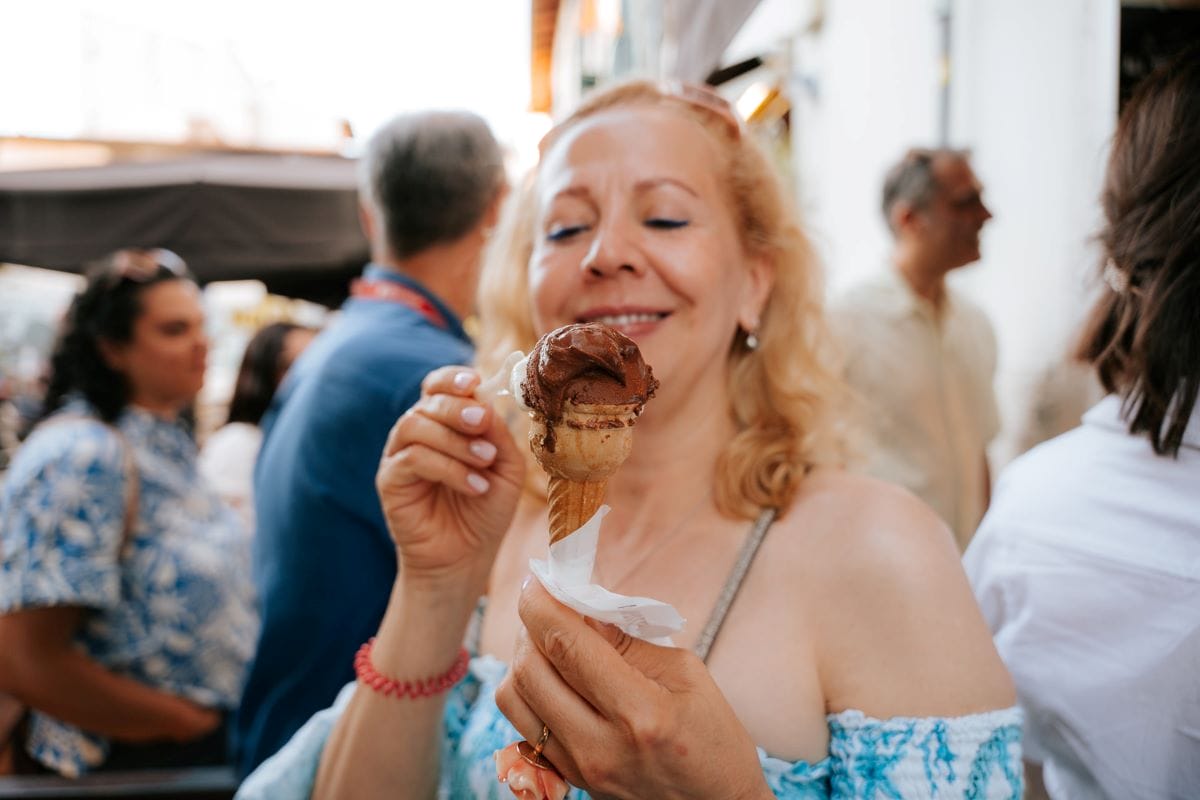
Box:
[538,80,744,155]
[657,80,744,141]
[100,248,189,285]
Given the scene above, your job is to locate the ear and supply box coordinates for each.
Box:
[737,252,774,334]
[893,201,923,237]
[358,201,377,244]
[96,337,128,374]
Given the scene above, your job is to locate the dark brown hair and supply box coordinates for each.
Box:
[1076,45,1200,457]
[225,322,314,426]
[38,249,193,425]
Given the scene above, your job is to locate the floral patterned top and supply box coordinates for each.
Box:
[237,654,1024,799]
[0,402,258,777]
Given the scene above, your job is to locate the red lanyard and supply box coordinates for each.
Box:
[350,278,449,330]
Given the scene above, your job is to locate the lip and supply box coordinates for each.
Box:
[575,306,671,339]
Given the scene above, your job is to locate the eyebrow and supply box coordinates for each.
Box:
[549,177,699,204]
[634,177,698,197]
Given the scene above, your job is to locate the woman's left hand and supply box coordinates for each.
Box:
[495,582,773,800]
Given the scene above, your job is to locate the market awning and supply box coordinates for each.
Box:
[0,154,369,304]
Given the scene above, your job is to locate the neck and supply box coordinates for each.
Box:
[127,398,182,421]
[373,232,485,322]
[892,243,947,309]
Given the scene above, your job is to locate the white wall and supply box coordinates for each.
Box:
[791,0,1120,465]
[793,0,943,284]
[950,0,1118,463]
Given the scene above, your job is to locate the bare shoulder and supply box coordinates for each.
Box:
[777,468,1016,718]
[777,468,957,567]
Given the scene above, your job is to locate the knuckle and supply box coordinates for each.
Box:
[610,628,635,658]
[629,709,667,748]
[577,759,619,793]
[493,676,516,716]
[393,408,420,437]
[424,394,456,423]
[421,365,455,393]
[541,625,578,666]
[392,445,417,468]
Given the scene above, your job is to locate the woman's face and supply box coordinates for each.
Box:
[102,280,208,415]
[529,106,770,409]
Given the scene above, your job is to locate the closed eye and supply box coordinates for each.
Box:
[645,218,689,230]
[547,224,590,242]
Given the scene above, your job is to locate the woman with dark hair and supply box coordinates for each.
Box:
[199,321,316,531]
[965,46,1200,800]
[0,249,257,776]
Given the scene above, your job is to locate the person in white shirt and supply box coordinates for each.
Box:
[964,46,1200,800]
[832,148,998,549]
[200,322,316,532]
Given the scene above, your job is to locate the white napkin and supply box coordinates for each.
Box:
[478,351,685,644]
[529,506,686,645]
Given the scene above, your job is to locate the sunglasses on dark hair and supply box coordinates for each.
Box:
[99,248,189,285]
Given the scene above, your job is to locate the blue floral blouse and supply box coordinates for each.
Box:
[238,654,1023,799]
[0,402,258,776]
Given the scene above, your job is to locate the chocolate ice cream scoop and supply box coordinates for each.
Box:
[520,323,658,543]
[522,322,658,452]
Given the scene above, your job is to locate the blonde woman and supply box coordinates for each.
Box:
[239,81,1021,800]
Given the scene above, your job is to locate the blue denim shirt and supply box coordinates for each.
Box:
[234,265,473,776]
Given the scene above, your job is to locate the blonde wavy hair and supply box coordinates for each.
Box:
[475,80,849,520]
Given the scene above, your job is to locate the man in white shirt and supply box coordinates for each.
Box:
[832,149,999,549]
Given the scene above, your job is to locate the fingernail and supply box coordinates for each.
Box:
[461,406,485,426]
[467,472,490,494]
[469,439,497,461]
[454,371,474,390]
[521,575,531,590]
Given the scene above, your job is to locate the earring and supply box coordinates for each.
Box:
[745,331,759,350]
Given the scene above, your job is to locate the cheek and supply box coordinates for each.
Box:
[145,341,201,377]
[528,253,573,325]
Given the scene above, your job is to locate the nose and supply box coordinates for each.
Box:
[580,217,644,278]
[976,197,993,225]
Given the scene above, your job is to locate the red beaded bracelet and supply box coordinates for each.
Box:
[354,638,470,699]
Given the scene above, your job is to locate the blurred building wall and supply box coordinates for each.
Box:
[790,0,1119,467]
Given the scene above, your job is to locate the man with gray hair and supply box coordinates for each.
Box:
[831,148,999,550]
[233,111,505,775]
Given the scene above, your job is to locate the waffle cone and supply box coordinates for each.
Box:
[547,476,608,544]
[529,402,638,482]
[531,401,639,544]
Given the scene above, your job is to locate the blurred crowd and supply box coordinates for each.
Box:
[1,45,1197,800]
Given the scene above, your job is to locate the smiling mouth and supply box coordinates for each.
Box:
[579,312,669,326]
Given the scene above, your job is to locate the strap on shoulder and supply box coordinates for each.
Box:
[34,413,139,556]
[112,429,139,554]
[692,507,777,664]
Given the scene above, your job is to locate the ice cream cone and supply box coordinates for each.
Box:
[530,401,639,543]
[519,323,659,545]
[546,477,608,544]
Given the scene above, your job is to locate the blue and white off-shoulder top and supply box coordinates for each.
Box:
[237,653,1023,799]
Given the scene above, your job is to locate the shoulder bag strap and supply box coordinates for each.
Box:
[112,428,139,553]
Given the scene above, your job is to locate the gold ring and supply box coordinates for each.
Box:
[517,725,553,769]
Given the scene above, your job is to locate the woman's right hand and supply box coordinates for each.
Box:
[377,366,526,587]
